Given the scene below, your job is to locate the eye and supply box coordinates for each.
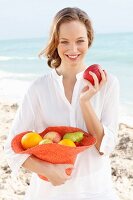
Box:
[77,40,85,43]
[60,41,68,44]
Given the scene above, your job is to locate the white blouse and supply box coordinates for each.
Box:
[4,68,120,200]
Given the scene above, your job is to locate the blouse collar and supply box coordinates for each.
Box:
[51,68,85,81]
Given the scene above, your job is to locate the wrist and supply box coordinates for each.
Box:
[79,97,91,106]
[22,155,53,177]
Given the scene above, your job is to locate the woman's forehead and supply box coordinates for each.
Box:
[58,21,87,38]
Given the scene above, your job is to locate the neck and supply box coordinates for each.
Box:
[56,63,87,80]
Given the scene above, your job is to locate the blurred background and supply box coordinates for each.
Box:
[0,1,133,200]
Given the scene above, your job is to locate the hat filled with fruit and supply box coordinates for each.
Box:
[11,126,96,181]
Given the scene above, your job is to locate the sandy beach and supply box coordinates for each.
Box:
[0,100,133,200]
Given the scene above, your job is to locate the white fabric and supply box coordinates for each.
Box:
[4,68,120,200]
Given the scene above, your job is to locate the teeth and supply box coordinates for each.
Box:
[67,55,78,58]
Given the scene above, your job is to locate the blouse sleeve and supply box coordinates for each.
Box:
[99,76,120,155]
[4,84,39,176]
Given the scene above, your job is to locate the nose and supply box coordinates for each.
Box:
[69,43,78,52]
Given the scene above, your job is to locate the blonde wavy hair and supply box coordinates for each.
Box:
[39,7,94,68]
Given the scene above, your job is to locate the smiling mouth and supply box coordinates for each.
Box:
[65,54,80,59]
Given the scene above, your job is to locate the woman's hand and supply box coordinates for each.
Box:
[22,155,74,186]
[80,68,107,102]
[46,163,74,186]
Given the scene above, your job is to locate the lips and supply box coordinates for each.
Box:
[65,54,80,59]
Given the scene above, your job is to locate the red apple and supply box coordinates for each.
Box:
[43,131,62,143]
[83,64,106,85]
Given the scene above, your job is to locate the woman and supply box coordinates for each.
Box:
[4,7,119,200]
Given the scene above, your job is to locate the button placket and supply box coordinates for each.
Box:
[69,80,82,127]
[52,69,84,125]
[71,79,81,107]
[54,75,72,109]
[69,108,76,127]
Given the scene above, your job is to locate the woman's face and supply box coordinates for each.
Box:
[57,20,89,67]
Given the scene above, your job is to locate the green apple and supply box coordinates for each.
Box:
[39,138,53,145]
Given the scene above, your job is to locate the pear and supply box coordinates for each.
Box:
[63,131,84,142]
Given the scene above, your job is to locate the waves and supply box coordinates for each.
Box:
[0,70,40,80]
[0,56,38,61]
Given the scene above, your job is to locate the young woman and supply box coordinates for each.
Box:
[4,7,120,200]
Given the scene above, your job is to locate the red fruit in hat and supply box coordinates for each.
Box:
[83,64,106,85]
[43,131,62,143]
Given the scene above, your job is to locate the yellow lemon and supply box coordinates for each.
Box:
[58,139,76,147]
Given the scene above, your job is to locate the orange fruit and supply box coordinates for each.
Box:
[21,132,43,149]
[58,139,76,147]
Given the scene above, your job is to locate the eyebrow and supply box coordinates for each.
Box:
[59,37,86,40]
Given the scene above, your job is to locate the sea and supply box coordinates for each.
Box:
[0,32,133,126]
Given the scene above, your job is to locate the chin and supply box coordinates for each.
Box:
[68,59,83,66]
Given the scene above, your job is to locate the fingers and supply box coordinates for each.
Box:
[60,165,74,182]
[99,68,107,87]
[49,178,66,186]
[83,79,93,89]
[48,164,75,186]
[64,164,74,178]
[64,164,74,169]
[89,71,99,90]
[83,71,99,91]
[48,171,68,186]
[88,68,107,89]
[50,173,71,186]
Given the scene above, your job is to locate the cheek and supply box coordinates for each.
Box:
[80,45,88,54]
[57,45,66,56]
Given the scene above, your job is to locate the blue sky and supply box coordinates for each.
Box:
[0,0,133,39]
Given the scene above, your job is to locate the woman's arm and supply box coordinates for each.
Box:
[79,69,106,153]
[79,69,119,155]
[4,82,44,175]
[22,155,73,186]
[79,99,104,153]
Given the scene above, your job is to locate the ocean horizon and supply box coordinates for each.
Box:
[0,32,133,126]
